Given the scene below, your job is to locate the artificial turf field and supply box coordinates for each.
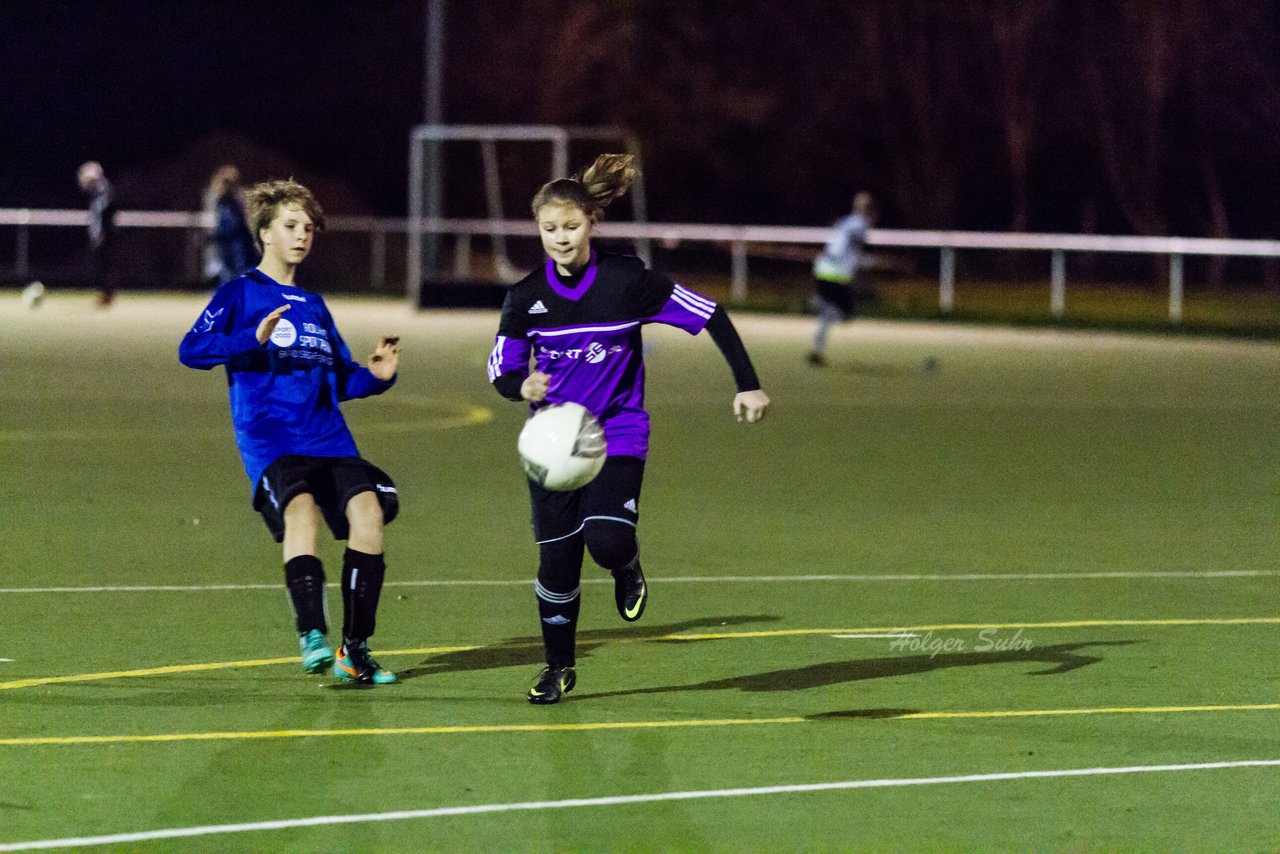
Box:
[1,290,1277,851]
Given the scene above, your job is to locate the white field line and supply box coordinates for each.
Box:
[4,759,1278,851]
[0,569,1275,595]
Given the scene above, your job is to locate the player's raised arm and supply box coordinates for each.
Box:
[324,311,396,400]
[178,282,261,369]
[368,336,401,381]
[255,304,291,343]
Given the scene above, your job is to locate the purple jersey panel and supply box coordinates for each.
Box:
[646,283,715,333]
[488,334,532,382]
[528,321,650,457]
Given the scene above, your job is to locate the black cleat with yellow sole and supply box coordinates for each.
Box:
[528,665,576,704]
[612,559,647,622]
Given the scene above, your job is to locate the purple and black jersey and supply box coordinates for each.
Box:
[489,251,716,459]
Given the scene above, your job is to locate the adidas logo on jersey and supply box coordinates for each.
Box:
[623,499,637,513]
[528,300,548,314]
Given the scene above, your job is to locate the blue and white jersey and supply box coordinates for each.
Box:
[179,268,394,491]
[813,213,868,284]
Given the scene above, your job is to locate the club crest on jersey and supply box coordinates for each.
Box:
[269,317,298,347]
[528,300,548,314]
[196,307,224,332]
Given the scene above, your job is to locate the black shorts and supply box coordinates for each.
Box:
[815,278,856,319]
[253,455,399,543]
[528,455,645,544]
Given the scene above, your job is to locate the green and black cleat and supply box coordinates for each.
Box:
[299,629,335,674]
[612,560,647,622]
[334,640,396,685]
[527,665,576,704]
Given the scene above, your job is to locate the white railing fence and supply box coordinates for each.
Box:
[4,208,1279,323]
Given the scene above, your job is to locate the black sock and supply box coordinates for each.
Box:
[535,578,580,668]
[284,555,327,635]
[341,549,385,643]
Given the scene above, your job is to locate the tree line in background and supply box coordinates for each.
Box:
[3,1,1279,241]
[452,0,1280,237]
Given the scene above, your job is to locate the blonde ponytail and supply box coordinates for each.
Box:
[531,153,639,222]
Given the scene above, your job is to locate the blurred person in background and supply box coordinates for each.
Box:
[808,191,876,366]
[202,164,256,286]
[77,161,117,307]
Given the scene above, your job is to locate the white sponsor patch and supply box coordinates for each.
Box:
[270,317,298,347]
[528,300,548,314]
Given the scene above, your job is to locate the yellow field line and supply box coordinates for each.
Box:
[901,703,1280,720]
[0,646,482,691]
[668,616,1280,640]
[0,717,806,746]
[3,616,1276,692]
[5,702,1279,747]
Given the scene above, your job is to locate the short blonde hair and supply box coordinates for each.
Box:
[247,179,326,252]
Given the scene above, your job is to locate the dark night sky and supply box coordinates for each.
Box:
[4,1,1280,236]
[1,2,423,213]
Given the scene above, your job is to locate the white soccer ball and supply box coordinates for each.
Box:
[21,281,45,308]
[518,402,607,491]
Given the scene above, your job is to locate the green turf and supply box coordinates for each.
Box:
[1,290,1278,851]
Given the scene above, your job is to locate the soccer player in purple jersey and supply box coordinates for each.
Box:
[488,154,770,703]
[180,180,402,685]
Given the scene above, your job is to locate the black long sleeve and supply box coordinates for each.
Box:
[705,306,761,392]
[493,371,526,401]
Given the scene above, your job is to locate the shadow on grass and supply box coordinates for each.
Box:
[393,614,781,683]
[806,708,920,720]
[573,640,1137,701]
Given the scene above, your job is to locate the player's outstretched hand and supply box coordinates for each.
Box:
[255,304,291,344]
[521,371,551,402]
[369,335,400,380]
[733,389,770,423]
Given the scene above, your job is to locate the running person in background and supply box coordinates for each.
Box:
[77,161,118,308]
[488,154,770,704]
[808,191,876,366]
[179,179,402,685]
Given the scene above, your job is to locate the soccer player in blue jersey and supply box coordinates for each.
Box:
[489,154,770,703]
[180,180,401,685]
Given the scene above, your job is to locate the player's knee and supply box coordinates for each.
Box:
[584,522,636,571]
[346,492,384,535]
[283,493,319,525]
[538,538,581,590]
